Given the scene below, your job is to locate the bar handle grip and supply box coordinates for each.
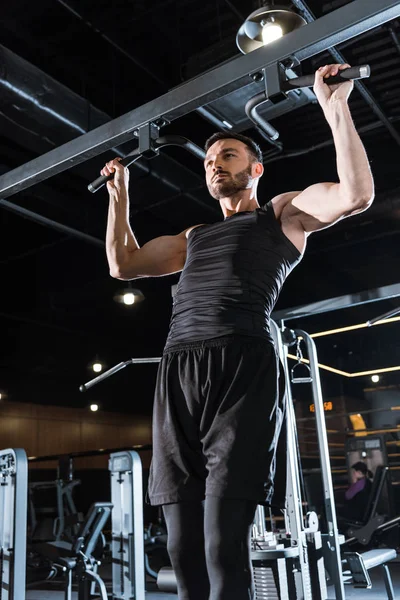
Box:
[282,64,370,91]
[88,152,142,193]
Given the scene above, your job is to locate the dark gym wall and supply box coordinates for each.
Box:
[364,389,400,430]
[0,401,152,468]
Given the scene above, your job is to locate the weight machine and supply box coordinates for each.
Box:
[109,450,146,600]
[0,448,28,600]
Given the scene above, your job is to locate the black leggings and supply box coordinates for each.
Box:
[162,497,257,600]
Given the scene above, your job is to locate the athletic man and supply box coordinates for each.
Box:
[103,64,374,600]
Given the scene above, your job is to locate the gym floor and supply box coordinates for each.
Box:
[25,559,400,599]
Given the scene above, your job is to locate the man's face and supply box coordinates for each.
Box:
[204,139,258,200]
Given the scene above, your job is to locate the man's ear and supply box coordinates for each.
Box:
[253,162,264,179]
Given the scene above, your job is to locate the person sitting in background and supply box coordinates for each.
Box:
[342,461,373,522]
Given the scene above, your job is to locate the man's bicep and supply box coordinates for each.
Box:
[282,182,363,233]
[114,233,187,279]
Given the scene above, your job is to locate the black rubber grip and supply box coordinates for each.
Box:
[282,64,370,91]
[88,173,113,193]
[87,154,140,193]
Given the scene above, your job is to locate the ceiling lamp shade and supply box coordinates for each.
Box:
[236,6,307,54]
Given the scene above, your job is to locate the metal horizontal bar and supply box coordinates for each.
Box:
[297,404,400,422]
[0,0,399,198]
[0,198,104,247]
[28,444,153,463]
[272,282,400,321]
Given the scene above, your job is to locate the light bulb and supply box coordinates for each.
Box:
[262,22,283,45]
[371,374,380,383]
[93,362,102,373]
[90,404,99,412]
[123,292,135,305]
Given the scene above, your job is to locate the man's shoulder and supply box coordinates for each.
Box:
[184,224,205,239]
[269,192,307,255]
[270,191,302,219]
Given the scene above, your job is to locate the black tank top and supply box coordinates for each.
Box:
[164,202,302,350]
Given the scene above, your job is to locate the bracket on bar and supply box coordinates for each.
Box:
[134,122,161,159]
[245,62,370,150]
[88,133,206,193]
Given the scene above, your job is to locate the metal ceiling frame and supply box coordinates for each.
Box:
[0,0,400,199]
[271,282,400,321]
[292,0,400,147]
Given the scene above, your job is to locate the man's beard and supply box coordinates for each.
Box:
[207,165,253,200]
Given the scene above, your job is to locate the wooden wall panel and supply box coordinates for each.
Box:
[36,419,82,457]
[0,416,37,456]
[0,402,152,469]
[81,422,121,450]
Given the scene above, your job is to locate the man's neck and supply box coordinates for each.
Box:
[219,194,259,219]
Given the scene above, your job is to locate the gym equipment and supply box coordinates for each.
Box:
[28,447,154,599]
[109,450,145,600]
[346,435,388,474]
[343,466,399,549]
[86,65,370,191]
[80,357,160,393]
[343,549,397,599]
[88,134,205,193]
[81,324,399,599]
[342,465,389,545]
[33,501,112,600]
[3,0,397,198]
[143,521,169,580]
[0,448,28,600]
[28,477,82,542]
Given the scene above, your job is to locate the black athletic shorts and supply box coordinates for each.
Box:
[147,335,286,506]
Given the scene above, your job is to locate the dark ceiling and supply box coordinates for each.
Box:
[1,0,400,416]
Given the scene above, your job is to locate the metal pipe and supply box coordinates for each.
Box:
[270,320,313,599]
[244,93,283,148]
[89,135,206,193]
[295,329,345,600]
[387,25,400,55]
[0,43,218,224]
[0,198,104,247]
[367,306,400,326]
[272,282,400,322]
[28,444,153,463]
[155,135,206,161]
[195,106,234,131]
[79,357,161,392]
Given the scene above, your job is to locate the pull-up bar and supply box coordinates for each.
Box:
[0,0,397,198]
[87,64,370,192]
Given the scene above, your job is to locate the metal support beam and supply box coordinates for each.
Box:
[272,282,400,321]
[0,198,104,247]
[0,0,399,198]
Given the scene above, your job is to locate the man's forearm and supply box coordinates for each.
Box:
[326,100,374,205]
[106,190,139,276]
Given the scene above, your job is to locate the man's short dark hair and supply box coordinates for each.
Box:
[204,132,263,164]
